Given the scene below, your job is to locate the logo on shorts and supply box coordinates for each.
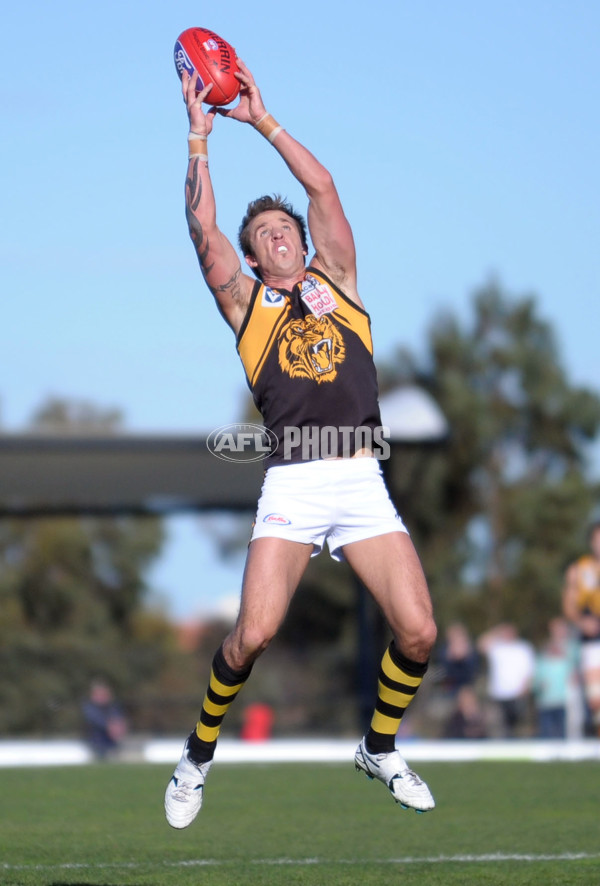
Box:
[263,513,291,525]
[207,423,278,462]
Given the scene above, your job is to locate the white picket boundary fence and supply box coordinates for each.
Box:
[1,736,599,767]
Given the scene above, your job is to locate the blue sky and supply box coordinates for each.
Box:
[2,1,599,619]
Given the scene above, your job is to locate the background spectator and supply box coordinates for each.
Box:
[478,623,535,737]
[438,622,480,695]
[81,680,127,759]
[443,686,487,739]
[562,521,600,737]
[533,617,580,739]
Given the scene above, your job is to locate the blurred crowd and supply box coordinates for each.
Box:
[430,522,600,741]
[432,617,583,740]
[77,524,600,748]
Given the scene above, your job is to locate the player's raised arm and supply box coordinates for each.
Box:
[182,72,254,333]
[218,61,361,305]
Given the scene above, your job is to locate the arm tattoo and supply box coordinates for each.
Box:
[210,267,243,302]
[185,158,214,276]
[185,158,202,212]
[184,158,244,305]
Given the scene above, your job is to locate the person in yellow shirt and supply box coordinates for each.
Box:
[562,521,600,736]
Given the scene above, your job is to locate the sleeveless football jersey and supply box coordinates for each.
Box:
[574,555,600,619]
[236,268,383,464]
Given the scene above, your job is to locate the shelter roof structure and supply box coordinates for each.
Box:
[0,386,448,517]
[0,434,264,516]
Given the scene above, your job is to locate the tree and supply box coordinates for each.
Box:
[0,397,180,735]
[380,280,600,639]
[140,281,600,738]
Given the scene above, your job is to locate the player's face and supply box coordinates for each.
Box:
[245,211,307,278]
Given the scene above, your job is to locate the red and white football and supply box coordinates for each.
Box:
[174,27,240,106]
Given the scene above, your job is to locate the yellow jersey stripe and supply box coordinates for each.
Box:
[237,296,290,386]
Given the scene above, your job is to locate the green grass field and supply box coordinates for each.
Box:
[1,759,599,886]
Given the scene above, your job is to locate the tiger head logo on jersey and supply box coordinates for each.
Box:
[277,314,346,383]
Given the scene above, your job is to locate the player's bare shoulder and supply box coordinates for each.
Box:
[210,267,255,334]
[310,254,364,309]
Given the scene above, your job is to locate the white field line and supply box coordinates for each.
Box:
[2,852,600,872]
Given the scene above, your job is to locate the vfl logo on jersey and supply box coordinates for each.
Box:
[263,513,291,525]
[262,287,285,307]
[278,314,345,383]
[300,274,339,318]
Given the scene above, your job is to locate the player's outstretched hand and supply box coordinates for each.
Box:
[182,70,217,135]
[216,59,268,126]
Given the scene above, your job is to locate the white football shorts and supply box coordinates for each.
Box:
[250,456,408,561]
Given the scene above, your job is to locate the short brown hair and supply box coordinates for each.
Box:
[238,194,308,279]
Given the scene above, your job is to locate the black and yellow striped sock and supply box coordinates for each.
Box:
[365,642,428,754]
[187,645,253,764]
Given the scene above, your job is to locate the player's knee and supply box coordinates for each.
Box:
[232,624,276,665]
[398,616,437,663]
[415,617,437,660]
